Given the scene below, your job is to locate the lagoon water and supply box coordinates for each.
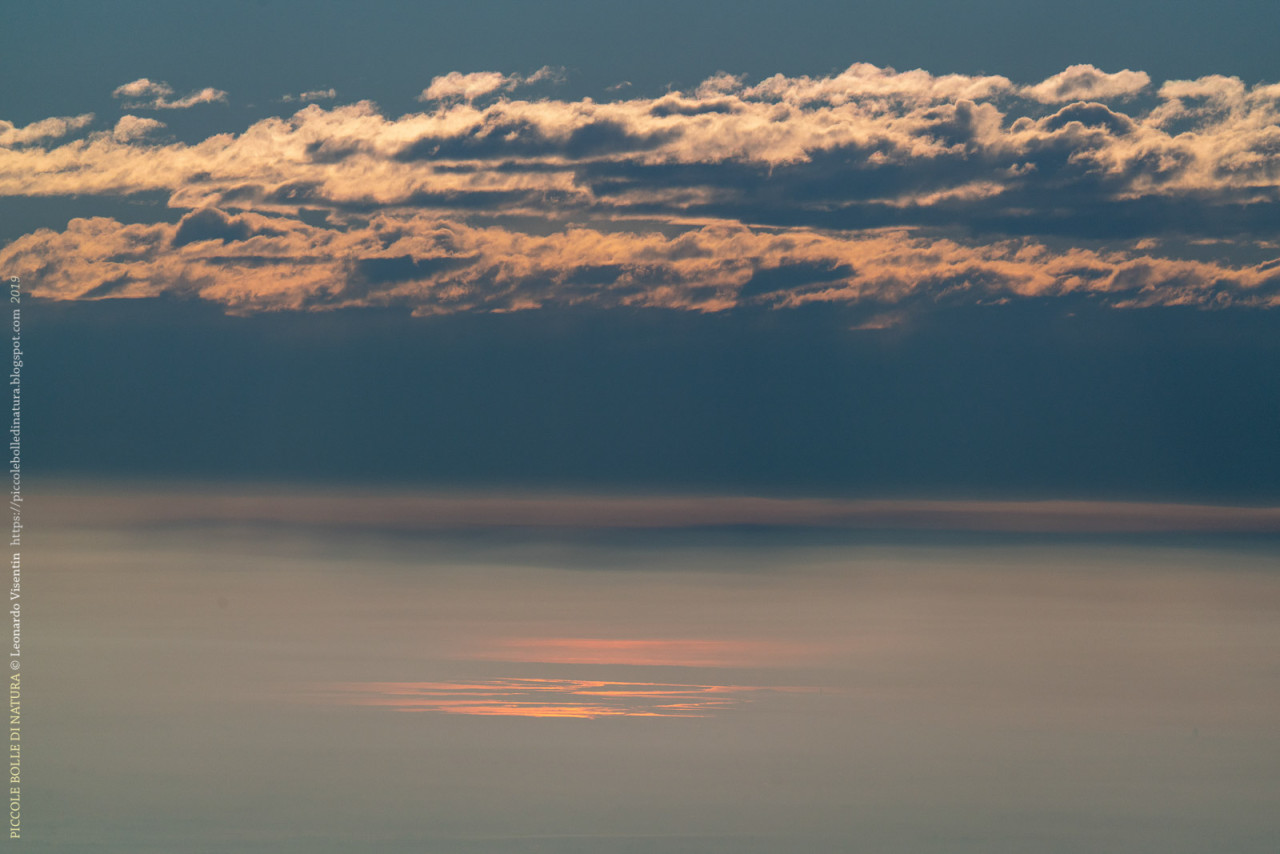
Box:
[29,488,1280,853]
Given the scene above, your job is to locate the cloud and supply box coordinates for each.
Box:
[13,63,1262,222]
[112,77,228,109]
[10,65,1278,216]
[2,63,1279,314]
[282,88,338,104]
[112,115,166,142]
[3,211,1276,314]
[0,114,94,147]
[157,87,229,109]
[741,62,1015,105]
[170,207,283,246]
[523,65,565,86]
[1022,64,1150,102]
[1158,74,1248,104]
[420,71,511,101]
[43,484,1280,534]
[112,78,172,100]
[419,66,563,102]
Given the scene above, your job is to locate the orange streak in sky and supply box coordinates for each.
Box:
[313,678,800,719]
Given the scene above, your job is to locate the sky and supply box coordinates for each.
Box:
[4,1,1280,500]
[9,4,1280,852]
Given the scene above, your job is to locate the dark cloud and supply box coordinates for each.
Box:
[562,264,628,286]
[335,253,481,301]
[171,207,287,247]
[649,97,739,117]
[304,139,366,164]
[78,273,135,299]
[395,119,673,162]
[172,208,255,246]
[353,254,477,286]
[1042,101,1137,135]
[738,261,856,299]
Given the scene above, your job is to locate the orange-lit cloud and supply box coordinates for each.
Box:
[6,63,1275,202]
[111,115,167,142]
[3,212,1277,314]
[0,113,94,147]
[111,77,228,110]
[1021,65,1150,102]
[314,678,790,719]
[4,63,1280,314]
[419,67,562,102]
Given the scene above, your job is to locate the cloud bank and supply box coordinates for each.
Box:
[3,63,1280,314]
[44,485,1280,534]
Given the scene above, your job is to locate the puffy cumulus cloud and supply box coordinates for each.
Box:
[421,71,511,102]
[1022,65,1150,103]
[2,212,1276,315]
[1147,75,1259,133]
[740,63,1015,106]
[419,66,562,102]
[112,115,166,142]
[112,77,228,109]
[112,78,173,100]
[1158,75,1248,104]
[0,114,94,147]
[3,62,1280,315]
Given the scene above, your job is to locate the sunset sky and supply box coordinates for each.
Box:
[11,3,1280,853]
[4,0,1280,500]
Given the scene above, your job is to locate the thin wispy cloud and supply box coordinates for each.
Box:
[111,77,228,109]
[281,88,337,104]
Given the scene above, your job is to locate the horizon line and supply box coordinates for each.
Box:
[38,483,1280,534]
